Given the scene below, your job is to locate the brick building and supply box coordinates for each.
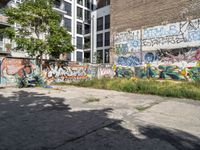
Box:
[111,0,200,35]
[110,0,200,66]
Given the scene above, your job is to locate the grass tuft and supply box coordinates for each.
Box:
[84,97,100,103]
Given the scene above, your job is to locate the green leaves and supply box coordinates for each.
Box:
[3,0,74,58]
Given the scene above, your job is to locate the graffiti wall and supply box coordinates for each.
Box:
[113,18,200,82]
[0,58,38,84]
[0,58,117,84]
[114,18,200,52]
[115,48,200,81]
[114,18,200,67]
[42,61,117,83]
[42,61,97,83]
[0,55,199,85]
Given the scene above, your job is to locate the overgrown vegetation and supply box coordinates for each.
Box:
[56,78,200,100]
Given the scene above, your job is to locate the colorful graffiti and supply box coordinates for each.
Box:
[98,67,115,78]
[115,66,134,78]
[42,61,91,83]
[117,55,141,67]
[114,18,200,52]
[0,58,38,84]
[0,54,199,85]
[114,30,141,53]
[134,64,200,81]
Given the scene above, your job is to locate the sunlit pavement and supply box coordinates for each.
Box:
[0,86,200,150]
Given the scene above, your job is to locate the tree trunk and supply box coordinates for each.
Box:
[39,52,43,74]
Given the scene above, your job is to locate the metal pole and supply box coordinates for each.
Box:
[140,27,143,64]
[91,15,94,63]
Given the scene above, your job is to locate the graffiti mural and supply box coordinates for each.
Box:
[0,58,38,84]
[117,52,142,67]
[98,66,115,78]
[114,18,200,52]
[115,66,134,78]
[42,61,92,83]
[114,30,141,53]
[142,19,200,50]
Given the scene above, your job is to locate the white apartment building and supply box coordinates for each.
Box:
[54,0,95,62]
[90,1,110,64]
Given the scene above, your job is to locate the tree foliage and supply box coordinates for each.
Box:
[3,0,74,59]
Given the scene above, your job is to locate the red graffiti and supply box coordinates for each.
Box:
[1,58,36,77]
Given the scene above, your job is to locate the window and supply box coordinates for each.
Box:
[77,51,83,62]
[84,24,90,34]
[77,0,83,5]
[85,0,90,9]
[54,0,61,9]
[97,17,103,31]
[97,50,103,63]
[97,33,103,47]
[64,2,71,16]
[84,10,90,22]
[105,15,110,29]
[84,51,90,63]
[77,22,82,34]
[77,7,83,20]
[0,34,3,42]
[64,18,71,32]
[105,49,110,63]
[84,36,90,49]
[104,32,110,46]
[77,37,83,49]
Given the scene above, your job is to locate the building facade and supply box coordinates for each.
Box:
[90,0,110,64]
[54,0,95,62]
[110,0,200,67]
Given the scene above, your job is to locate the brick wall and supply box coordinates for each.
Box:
[110,0,200,34]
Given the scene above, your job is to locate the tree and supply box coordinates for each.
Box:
[2,0,74,71]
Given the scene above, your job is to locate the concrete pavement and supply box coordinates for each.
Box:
[0,86,199,150]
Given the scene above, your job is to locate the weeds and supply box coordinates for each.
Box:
[55,78,200,100]
[84,97,100,103]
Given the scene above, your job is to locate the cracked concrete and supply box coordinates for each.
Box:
[0,86,200,150]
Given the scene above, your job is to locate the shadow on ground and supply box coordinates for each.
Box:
[0,90,199,150]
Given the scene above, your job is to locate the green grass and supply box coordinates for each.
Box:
[54,78,200,100]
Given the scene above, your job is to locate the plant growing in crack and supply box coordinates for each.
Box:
[84,97,100,104]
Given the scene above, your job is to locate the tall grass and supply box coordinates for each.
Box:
[56,78,200,100]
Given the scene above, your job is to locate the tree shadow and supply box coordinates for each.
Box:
[0,90,199,150]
